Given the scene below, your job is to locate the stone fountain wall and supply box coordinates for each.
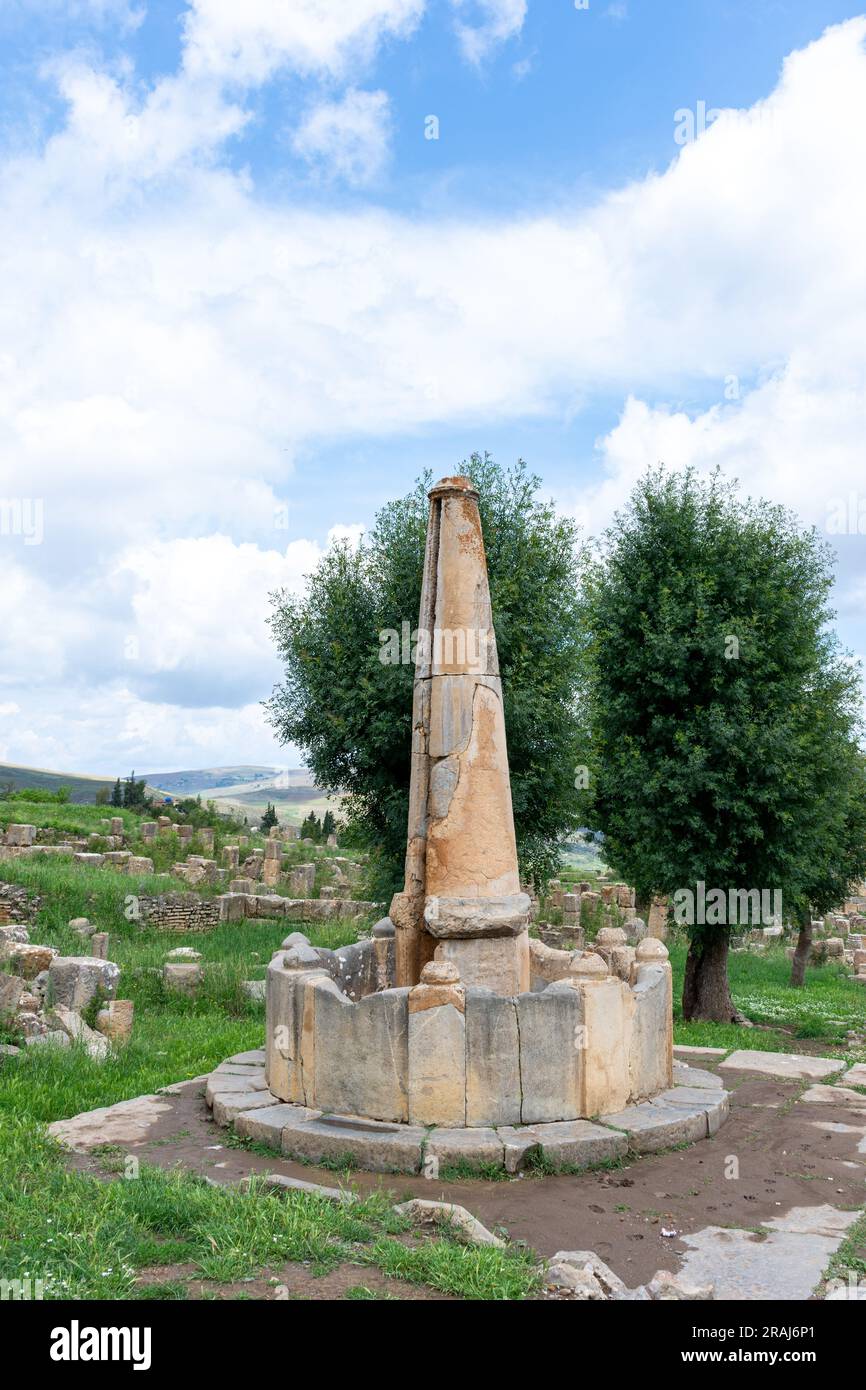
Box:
[265,927,673,1129]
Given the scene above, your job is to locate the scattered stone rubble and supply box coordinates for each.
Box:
[0,916,133,1058]
[543,1249,713,1301]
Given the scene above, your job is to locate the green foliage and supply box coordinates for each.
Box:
[260,802,278,832]
[266,454,587,894]
[122,771,148,809]
[300,812,323,842]
[322,809,336,839]
[4,784,71,804]
[581,466,866,936]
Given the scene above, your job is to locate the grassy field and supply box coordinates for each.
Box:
[0,762,115,804]
[2,809,864,1301]
[0,816,537,1300]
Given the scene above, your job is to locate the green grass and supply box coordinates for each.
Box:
[0,852,536,1301]
[667,939,865,1054]
[0,1118,538,1300]
[3,849,863,1301]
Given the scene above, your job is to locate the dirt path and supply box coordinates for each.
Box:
[64,1066,866,1294]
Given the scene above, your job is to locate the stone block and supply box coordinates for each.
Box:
[235,1103,321,1149]
[48,955,119,1009]
[210,1091,277,1126]
[95,999,134,1042]
[127,857,154,875]
[516,984,581,1123]
[628,961,673,1101]
[280,1111,425,1174]
[0,973,24,1020]
[5,824,36,847]
[7,944,58,979]
[434,930,529,996]
[90,933,109,960]
[465,989,521,1126]
[162,962,202,995]
[600,1101,710,1152]
[425,1128,505,1172]
[262,856,282,887]
[499,1119,628,1170]
[651,1086,730,1135]
[306,977,410,1122]
[407,994,465,1127]
[572,976,632,1117]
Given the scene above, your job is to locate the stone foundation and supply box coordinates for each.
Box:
[200,923,692,1168]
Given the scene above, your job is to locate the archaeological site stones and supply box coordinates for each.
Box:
[207,476,726,1172]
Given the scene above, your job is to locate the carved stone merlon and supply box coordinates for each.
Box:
[390,475,529,992]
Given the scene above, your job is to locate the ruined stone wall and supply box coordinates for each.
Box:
[136,893,221,933]
[265,936,673,1127]
[0,882,42,926]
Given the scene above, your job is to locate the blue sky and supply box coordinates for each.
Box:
[1,1,865,774]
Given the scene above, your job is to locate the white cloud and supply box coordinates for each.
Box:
[3,16,866,768]
[3,0,144,26]
[292,88,391,186]
[451,0,528,66]
[182,0,426,85]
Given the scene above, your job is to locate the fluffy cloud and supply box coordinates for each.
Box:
[292,88,392,186]
[451,0,528,65]
[182,0,427,84]
[2,14,866,770]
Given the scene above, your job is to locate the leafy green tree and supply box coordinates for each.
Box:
[581,466,865,1021]
[266,455,587,897]
[261,802,278,832]
[787,740,866,986]
[110,778,123,808]
[322,809,336,840]
[122,771,147,810]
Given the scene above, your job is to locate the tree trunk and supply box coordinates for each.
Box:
[682,933,744,1023]
[790,910,813,988]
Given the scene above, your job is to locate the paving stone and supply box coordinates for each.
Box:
[673,1045,727,1061]
[393,1199,504,1247]
[651,1087,730,1135]
[762,1204,861,1238]
[677,1224,853,1301]
[205,1069,268,1106]
[672,1060,724,1089]
[234,1103,321,1148]
[719,1049,845,1081]
[499,1119,628,1169]
[799,1084,866,1108]
[212,1090,281,1126]
[48,1093,174,1151]
[599,1102,709,1151]
[263,1173,354,1202]
[425,1127,504,1170]
[841,1062,866,1087]
[228,1049,266,1067]
[280,1112,426,1174]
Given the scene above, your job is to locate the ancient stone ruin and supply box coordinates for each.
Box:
[207,476,727,1172]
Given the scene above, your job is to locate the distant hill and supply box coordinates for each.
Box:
[0,762,115,805]
[144,766,317,797]
[0,761,326,820]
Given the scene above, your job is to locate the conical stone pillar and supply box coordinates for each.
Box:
[390,476,531,994]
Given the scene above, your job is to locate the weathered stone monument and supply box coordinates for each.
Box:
[206,476,726,1172]
[389,474,530,996]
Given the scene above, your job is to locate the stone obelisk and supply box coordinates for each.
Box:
[389,476,531,994]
